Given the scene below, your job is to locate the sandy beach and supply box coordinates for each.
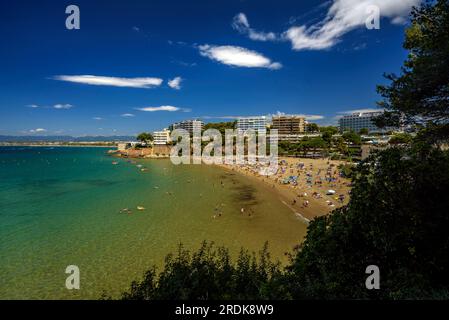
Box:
[219,157,352,222]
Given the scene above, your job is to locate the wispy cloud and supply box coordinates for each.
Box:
[283,0,420,51]
[271,111,324,121]
[168,77,182,90]
[26,103,74,109]
[232,13,278,41]
[121,113,135,117]
[136,105,191,112]
[29,128,47,133]
[53,104,74,109]
[338,108,383,114]
[171,60,197,67]
[200,115,242,120]
[303,115,325,121]
[53,75,163,88]
[202,114,324,121]
[199,45,282,70]
[92,117,103,120]
[234,1,419,51]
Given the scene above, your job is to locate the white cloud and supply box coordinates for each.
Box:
[339,108,383,114]
[200,115,241,120]
[136,106,181,112]
[121,113,135,117]
[199,45,282,70]
[232,13,278,41]
[271,111,324,121]
[27,103,73,109]
[93,117,103,120]
[283,0,420,51]
[303,114,325,121]
[53,104,74,109]
[168,77,182,90]
[29,128,47,133]
[53,75,163,88]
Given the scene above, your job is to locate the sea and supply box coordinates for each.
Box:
[0,146,307,299]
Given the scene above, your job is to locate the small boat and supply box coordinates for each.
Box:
[112,161,119,165]
[141,168,148,172]
[137,206,146,211]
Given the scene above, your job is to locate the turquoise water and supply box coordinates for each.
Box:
[0,147,307,299]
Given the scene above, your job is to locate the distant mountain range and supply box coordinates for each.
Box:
[0,135,136,142]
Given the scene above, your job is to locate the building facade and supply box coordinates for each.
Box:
[338,111,386,133]
[236,116,268,132]
[153,128,171,145]
[271,115,306,135]
[171,120,205,135]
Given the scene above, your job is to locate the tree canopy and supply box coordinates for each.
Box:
[342,131,362,145]
[204,121,236,136]
[137,132,154,143]
[389,132,413,145]
[376,0,449,132]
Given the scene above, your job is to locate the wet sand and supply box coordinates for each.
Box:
[219,157,352,222]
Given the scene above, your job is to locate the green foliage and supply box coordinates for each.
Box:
[122,242,288,300]
[288,145,449,299]
[376,0,449,129]
[342,131,362,145]
[137,132,154,143]
[389,132,413,145]
[322,131,333,144]
[279,137,329,156]
[359,128,369,135]
[338,163,354,178]
[320,126,339,135]
[204,121,236,136]
[306,123,319,133]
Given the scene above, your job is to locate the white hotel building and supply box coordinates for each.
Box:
[153,128,171,145]
[236,116,268,132]
[339,111,387,133]
[171,119,205,135]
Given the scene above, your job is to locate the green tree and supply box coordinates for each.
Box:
[376,0,449,135]
[389,132,413,145]
[322,131,333,145]
[334,136,348,157]
[306,123,319,133]
[287,146,449,299]
[137,132,154,144]
[320,126,338,135]
[121,242,287,300]
[342,131,362,145]
[359,128,369,135]
[204,121,236,136]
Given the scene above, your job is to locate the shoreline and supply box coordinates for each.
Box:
[217,157,351,221]
[107,148,351,221]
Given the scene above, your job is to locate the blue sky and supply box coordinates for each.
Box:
[0,0,420,136]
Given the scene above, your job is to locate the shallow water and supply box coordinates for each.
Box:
[0,147,307,299]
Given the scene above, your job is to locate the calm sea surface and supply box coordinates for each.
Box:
[0,146,306,299]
